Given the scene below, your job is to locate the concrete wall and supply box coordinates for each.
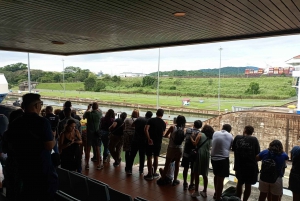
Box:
[204,110,300,153]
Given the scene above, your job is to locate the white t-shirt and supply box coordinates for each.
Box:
[211,130,233,161]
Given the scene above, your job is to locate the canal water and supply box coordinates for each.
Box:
[7,98,214,122]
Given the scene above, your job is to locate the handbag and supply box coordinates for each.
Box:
[189,137,209,161]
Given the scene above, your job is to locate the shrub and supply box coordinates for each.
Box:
[170,86,176,90]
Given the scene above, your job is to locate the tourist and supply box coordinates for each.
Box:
[123,110,139,174]
[59,119,82,171]
[211,124,233,201]
[45,106,59,153]
[191,125,214,198]
[58,107,82,136]
[181,120,202,191]
[0,113,8,185]
[83,103,103,170]
[99,109,114,165]
[41,108,46,117]
[58,101,74,120]
[3,93,58,200]
[157,115,186,186]
[144,109,166,181]
[72,109,81,121]
[129,111,153,175]
[257,140,288,201]
[232,125,260,201]
[54,108,61,116]
[289,146,300,201]
[108,112,127,167]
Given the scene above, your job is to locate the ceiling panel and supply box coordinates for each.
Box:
[0,0,299,55]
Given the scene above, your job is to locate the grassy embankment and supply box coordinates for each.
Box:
[34,77,295,111]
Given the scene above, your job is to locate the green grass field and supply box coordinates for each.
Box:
[33,89,291,111]
[36,76,296,100]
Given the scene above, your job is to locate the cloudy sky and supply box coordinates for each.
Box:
[0,34,299,75]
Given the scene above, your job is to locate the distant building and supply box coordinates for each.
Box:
[119,72,146,77]
[19,81,38,91]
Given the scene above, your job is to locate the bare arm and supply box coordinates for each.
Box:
[109,122,117,131]
[144,125,153,145]
[191,133,201,146]
[256,154,261,161]
[163,126,173,138]
[74,130,82,145]
[44,131,56,151]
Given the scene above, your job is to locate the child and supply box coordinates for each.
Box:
[158,161,175,184]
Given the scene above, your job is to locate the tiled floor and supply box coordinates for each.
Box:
[82,159,216,201]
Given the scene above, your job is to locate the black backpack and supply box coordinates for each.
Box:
[172,126,185,145]
[260,151,279,183]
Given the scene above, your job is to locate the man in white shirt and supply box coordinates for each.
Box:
[211,124,233,201]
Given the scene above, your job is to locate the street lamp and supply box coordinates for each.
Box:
[157,48,160,109]
[62,59,66,97]
[218,47,223,113]
[27,53,31,93]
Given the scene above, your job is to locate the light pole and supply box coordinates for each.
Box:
[62,59,66,97]
[218,47,223,114]
[157,48,161,109]
[27,53,31,93]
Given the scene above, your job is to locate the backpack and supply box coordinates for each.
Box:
[172,126,185,145]
[260,151,279,183]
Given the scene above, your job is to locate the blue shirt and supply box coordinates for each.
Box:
[258,149,289,177]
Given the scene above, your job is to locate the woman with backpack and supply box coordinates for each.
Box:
[181,120,202,191]
[191,125,214,198]
[256,140,288,201]
[157,115,186,186]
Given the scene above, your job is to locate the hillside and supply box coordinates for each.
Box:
[148,66,259,77]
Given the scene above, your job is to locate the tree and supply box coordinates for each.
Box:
[94,81,106,92]
[2,63,27,72]
[84,77,96,91]
[245,82,260,94]
[142,76,156,86]
[111,75,121,82]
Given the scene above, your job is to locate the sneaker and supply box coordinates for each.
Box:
[126,170,132,175]
[172,179,180,186]
[188,184,195,190]
[156,178,166,186]
[85,165,89,170]
[200,191,207,198]
[104,154,111,163]
[191,191,200,198]
[97,165,104,170]
[153,173,159,179]
[139,171,144,175]
[183,182,188,190]
[144,174,153,181]
[113,162,120,167]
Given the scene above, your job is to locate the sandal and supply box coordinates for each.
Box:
[200,191,207,198]
[172,179,180,186]
[183,182,188,190]
[188,184,195,190]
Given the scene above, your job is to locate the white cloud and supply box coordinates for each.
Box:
[0,35,299,74]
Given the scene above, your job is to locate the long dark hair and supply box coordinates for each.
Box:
[201,125,215,139]
[105,109,115,118]
[268,140,283,154]
[176,115,186,128]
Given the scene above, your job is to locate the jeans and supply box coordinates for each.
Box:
[101,130,110,160]
[108,134,123,162]
[127,142,146,173]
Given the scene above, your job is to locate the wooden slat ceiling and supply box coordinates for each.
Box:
[0,0,299,56]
